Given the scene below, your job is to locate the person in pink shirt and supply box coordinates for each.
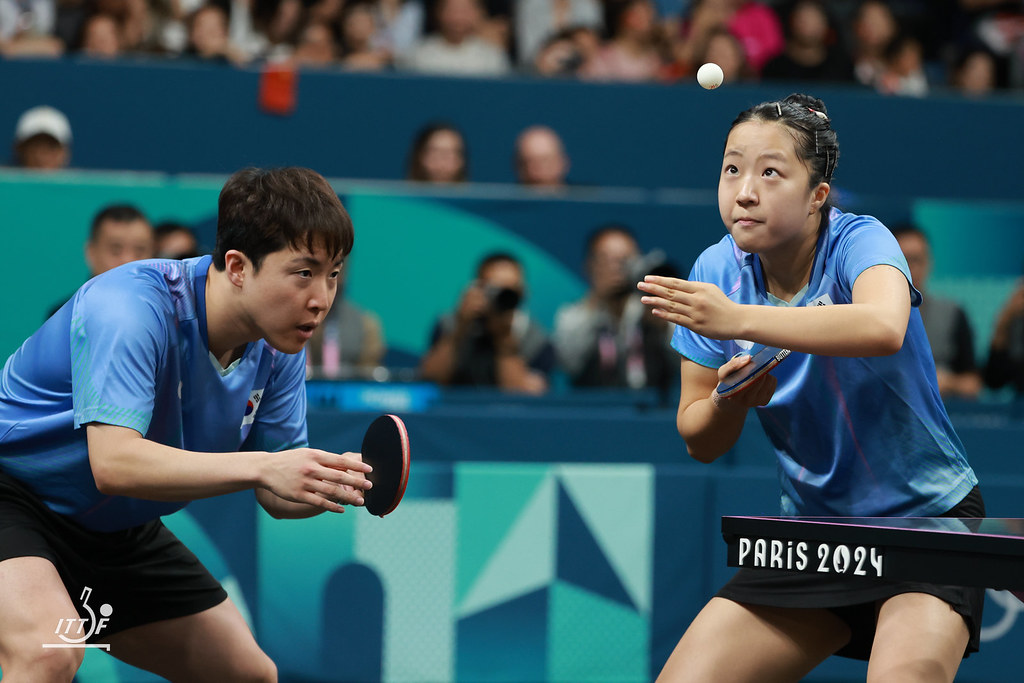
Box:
[674,0,783,75]
[581,0,664,81]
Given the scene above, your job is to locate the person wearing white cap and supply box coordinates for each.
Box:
[12,105,71,170]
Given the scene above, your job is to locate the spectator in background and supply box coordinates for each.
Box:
[762,0,854,83]
[0,0,63,56]
[984,281,1024,395]
[406,122,468,183]
[225,0,304,62]
[554,225,677,391]
[666,0,782,80]
[581,0,664,82]
[48,204,156,318]
[306,265,386,378]
[289,21,338,67]
[148,0,203,55]
[79,12,121,57]
[84,204,155,276]
[307,0,343,26]
[893,224,982,400]
[951,46,998,96]
[420,252,554,394]
[876,32,929,96]
[849,0,898,88]
[115,0,152,55]
[154,221,201,259]
[532,28,582,75]
[401,0,510,76]
[11,105,71,171]
[374,0,425,61]
[953,0,1024,89]
[692,24,751,82]
[663,23,751,82]
[185,4,249,65]
[532,24,601,75]
[515,125,570,189]
[514,0,602,68]
[338,0,392,70]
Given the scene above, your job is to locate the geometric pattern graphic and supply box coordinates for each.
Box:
[455,463,654,682]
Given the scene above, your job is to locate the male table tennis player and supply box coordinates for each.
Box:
[0,167,372,681]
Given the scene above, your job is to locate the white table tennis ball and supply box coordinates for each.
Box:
[697,62,724,90]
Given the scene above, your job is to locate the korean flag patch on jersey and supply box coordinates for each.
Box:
[242,389,264,426]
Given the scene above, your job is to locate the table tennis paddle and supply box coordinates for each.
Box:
[715,345,791,399]
[360,414,411,517]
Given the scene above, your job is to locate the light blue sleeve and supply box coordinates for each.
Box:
[69,273,169,435]
[243,348,309,453]
[835,215,922,307]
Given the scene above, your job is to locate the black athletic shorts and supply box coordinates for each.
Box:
[0,470,227,640]
[716,486,986,661]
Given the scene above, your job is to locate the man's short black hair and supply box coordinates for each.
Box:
[212,167,354,271]
[89,205,148,242]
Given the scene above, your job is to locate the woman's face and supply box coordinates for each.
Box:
[342,6,376,47]
[790,2,828,45]
[705,33,744,80]
[718,120,826,257]
[854,1,896,51]
[619,0,655,38]
[957,52,996,95]
[420,129,465,182]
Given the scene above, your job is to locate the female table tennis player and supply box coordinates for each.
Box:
[637,93,983,682]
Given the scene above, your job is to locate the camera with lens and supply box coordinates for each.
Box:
[483,285,522,313]
[615,249,675,296]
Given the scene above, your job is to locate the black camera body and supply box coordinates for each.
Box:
[613,249,675,297]
[483,285,521,312]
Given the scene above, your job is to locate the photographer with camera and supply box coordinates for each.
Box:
[554,224,678,393]
[419,252,555,394]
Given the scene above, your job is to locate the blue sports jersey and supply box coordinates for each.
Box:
[672,209,978,517]
[0,256,308,531]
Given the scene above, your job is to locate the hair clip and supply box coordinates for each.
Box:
[776,102,783,117]
[815,131,837,180]
[808,107,829,121]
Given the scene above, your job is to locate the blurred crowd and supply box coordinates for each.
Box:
[5,0,1023,401]
[35,183,1024,402]
[2,0,1023,96]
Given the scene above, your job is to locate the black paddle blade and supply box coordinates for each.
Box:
[361,414,410,517]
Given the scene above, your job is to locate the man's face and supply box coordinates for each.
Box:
[517,131,568,187]
[191,7,228,56]
[242,245,341,355]
[588,231,639,299]
[16,135,69,170]
[420,130,465,183]
[480,259,523,294]
[438,0,480,43]
[86,219,156,276]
